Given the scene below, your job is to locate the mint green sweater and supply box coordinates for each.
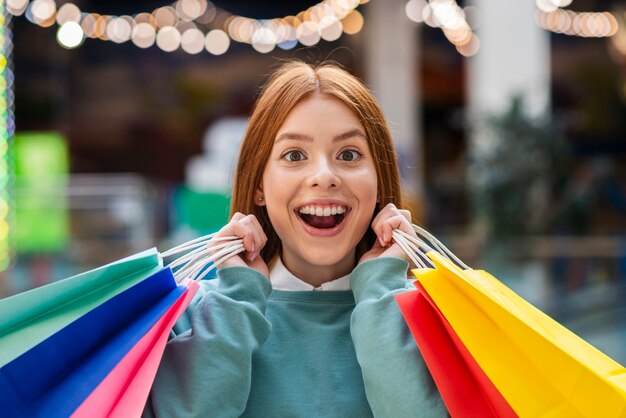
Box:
[143,257,447,417]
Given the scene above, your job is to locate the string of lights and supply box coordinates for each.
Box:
[404,0,479,57]
[6,0,367,54]
[0,4,13,272]
[535,0,619,38]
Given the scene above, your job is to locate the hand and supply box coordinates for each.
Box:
[208,212,269,279]
[359,203,417,265]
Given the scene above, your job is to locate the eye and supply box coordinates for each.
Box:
[282,150,306,162]
[338,149,362,162]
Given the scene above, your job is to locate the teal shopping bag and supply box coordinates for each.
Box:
[0,248,163,367]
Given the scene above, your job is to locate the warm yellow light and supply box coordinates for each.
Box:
[297,20,321,45]
[0,199,8,219]
[134,12,157,28]
[605,12,619,37]
[205,29,230,55]
[342,10,363,35]
[319,15,343,41]
[30,0,57,25]
[177,0,204,21]
[456,33,480,56]
[252,27,277,53]
[107,17,132,43]
[56,3,81,25]
[154,7,178,29]
[132,22,156,48]
[7,0,29,17]
[156,26,182,52]
[181,28,205,54]
[0,220,9,242]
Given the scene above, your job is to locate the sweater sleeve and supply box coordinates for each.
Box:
[350,257,448,417]
[142,266,272,418]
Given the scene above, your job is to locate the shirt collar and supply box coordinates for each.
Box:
[270,257,352,291]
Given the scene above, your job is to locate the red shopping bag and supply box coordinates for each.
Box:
[395,275,517,418]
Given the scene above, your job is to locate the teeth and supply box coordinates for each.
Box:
[299,205,348,216]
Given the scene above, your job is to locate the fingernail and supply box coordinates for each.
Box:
[250,251,258,261]
[251,242,255,253]
[383,232,388,243]
[379,236,385,247]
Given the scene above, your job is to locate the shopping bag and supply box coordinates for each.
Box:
[395,277,517,418]
[0,248,162,367]
[0,233,243,417]
[72,279,200,418]
[0,267,186,418]
[417,251,626,417]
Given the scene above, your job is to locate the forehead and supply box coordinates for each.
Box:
[277,94,364,136]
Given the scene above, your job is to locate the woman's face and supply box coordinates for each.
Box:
[258,94,378,282]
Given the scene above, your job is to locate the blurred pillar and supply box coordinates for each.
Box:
[468,0,550,120]
[467,0,550,237]
[364,0,423,217]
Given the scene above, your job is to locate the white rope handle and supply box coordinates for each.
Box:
[391,230,426,269]
[168,239,244,270]
[411,225,470,270]
[173,240,244,281]
[193,246,246,282]
[391,230,436,269]
[181,242,245,280]
[161,234,240,258]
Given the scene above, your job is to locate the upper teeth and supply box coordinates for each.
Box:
[299,206,347,216]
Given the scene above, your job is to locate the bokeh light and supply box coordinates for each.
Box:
[156,26,181,52]
[106,17,132,44]
[181,27,205,54]
[342,9,363,35]
[0,2,12,271]
[56,3,81,26]
[205,29,229,55]
[57,21,84,48]
[132,22,156,49]
[7,0,29,17]
[405,0,427,23]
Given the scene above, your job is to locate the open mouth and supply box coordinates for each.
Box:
[296,205,350,230]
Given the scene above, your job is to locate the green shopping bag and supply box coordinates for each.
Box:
[0,249,163,367]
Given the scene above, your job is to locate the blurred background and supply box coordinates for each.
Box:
[0,0,624,362]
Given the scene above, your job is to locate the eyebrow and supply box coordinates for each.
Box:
[275,128,367,143]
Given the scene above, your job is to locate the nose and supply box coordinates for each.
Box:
[308,157,340,189]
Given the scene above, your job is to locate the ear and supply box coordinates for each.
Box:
[254,188,266,206]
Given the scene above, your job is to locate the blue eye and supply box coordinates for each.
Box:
[339,150,361,161]
[283,150,305,162]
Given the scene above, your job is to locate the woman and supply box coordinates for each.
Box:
[144,61,446,417]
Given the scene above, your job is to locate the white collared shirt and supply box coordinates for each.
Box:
[270,257,352,291]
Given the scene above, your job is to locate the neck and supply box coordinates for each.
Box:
[280,252,356,287]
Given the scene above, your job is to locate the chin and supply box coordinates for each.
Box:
[297,247,355,269]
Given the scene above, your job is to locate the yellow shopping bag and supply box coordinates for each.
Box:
[415,251,626,417]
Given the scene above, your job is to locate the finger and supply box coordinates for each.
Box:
[229,221,257,254]
[384,214,417,245]
[370,202,397,227]
[372,203,416,245]
[231,212,245,222]
[240,215,265,260]
[389,208,416,237]
[370,203,396,246]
